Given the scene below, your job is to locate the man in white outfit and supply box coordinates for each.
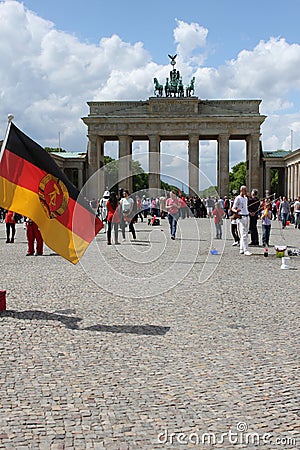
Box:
[97,190,110,233]
[232,185,252,256]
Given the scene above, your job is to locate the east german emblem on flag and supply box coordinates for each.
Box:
[38,174,69,219]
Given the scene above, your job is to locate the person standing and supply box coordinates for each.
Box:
[159,195,166,219]
[26,219,43,256]
[230,204,240,246]
[106,192,120,245]
[120,190,136,240]
[224,196,230,219]
[205,196,215,218]
[232,186,252,256]
[166,191,180,240]
[294,195,300,229]
[260,199,272,247]
[279,196,290,229]
[97,190,110,233]
[134,195,144,223]
[212,201,224,239]
[4,210,16,243]
[248,189,260,246]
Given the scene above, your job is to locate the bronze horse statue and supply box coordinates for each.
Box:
[153,78,163,97]
[186,77,195,97]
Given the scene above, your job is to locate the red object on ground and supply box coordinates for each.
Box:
[0,290,6,311]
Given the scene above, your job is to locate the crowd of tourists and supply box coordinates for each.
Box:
[2,189,299,251]
[92,188,300,247]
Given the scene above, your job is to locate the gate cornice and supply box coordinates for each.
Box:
[83,98,265,119]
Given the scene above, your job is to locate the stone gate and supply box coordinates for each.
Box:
[82,97,266,197]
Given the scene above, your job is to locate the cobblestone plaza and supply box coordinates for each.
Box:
[0,218,299,449]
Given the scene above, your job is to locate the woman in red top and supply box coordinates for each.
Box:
[4,210,16,243]
[166,191,180,240]
[106,192,120,245]
[212,201,225,239]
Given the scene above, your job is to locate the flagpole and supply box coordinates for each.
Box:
[0,114,14,163]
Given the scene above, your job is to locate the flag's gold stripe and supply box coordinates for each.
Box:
[0,177,91,264]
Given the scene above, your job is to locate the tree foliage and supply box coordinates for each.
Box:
[270,168,279,196]
[104,156,149,193]
[229,161,246,194]
[104,156,179,195]
[199,186,218,198]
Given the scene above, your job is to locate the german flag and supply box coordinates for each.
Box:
[0,121,103,264]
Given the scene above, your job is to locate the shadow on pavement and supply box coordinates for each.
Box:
[0,309,82,330]
[0,310,171,335]
[84,324,171,335]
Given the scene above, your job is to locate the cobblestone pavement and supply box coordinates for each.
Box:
[0,218,299,449]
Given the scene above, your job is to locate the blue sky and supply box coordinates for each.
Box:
[1,0,300,190]
[22,0,300,66]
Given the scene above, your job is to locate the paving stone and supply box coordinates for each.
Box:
[0,220,299,448]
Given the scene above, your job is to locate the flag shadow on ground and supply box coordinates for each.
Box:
[0,310,171,335]
[84,324,171,335]
[0,309,82,330]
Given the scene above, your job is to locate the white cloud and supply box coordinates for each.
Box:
[0,2,300,187]
[174,19,208,66]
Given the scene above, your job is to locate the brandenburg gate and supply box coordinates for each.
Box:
[82,58,266,197]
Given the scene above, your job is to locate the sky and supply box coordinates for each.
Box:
[1,0,300,190]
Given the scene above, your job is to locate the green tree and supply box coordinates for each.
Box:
[229,161,246,194]
[104,156,118,190]
[199,186,218,198]
[104,156,181,195]
[161,180,181,195]
[132,160,149,193]
[270,169,279,196]
[103,156,149,193]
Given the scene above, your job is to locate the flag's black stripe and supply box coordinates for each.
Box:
[7,123,81,204]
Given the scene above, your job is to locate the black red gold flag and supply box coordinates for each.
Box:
[0,121,103,264]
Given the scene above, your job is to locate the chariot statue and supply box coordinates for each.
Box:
[153,54,195,98]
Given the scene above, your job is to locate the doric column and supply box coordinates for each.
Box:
[217,133,229,198]
[287,165,291,198]
[294,163,298,199]
[246,133,261,195]
[298,163,300,196]
[290,164,295,199]
[97,136,105,196]
[265,163,271,195]
[148,134,161,193]
[87,135,104,199]
[118,135,133,193]
[87,135,97,170]
[77,166,83,191]
[188,134,199,196]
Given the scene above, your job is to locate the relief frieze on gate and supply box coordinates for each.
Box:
[148,98,199,115]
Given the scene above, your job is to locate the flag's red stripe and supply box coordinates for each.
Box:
[0,149,102,241]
